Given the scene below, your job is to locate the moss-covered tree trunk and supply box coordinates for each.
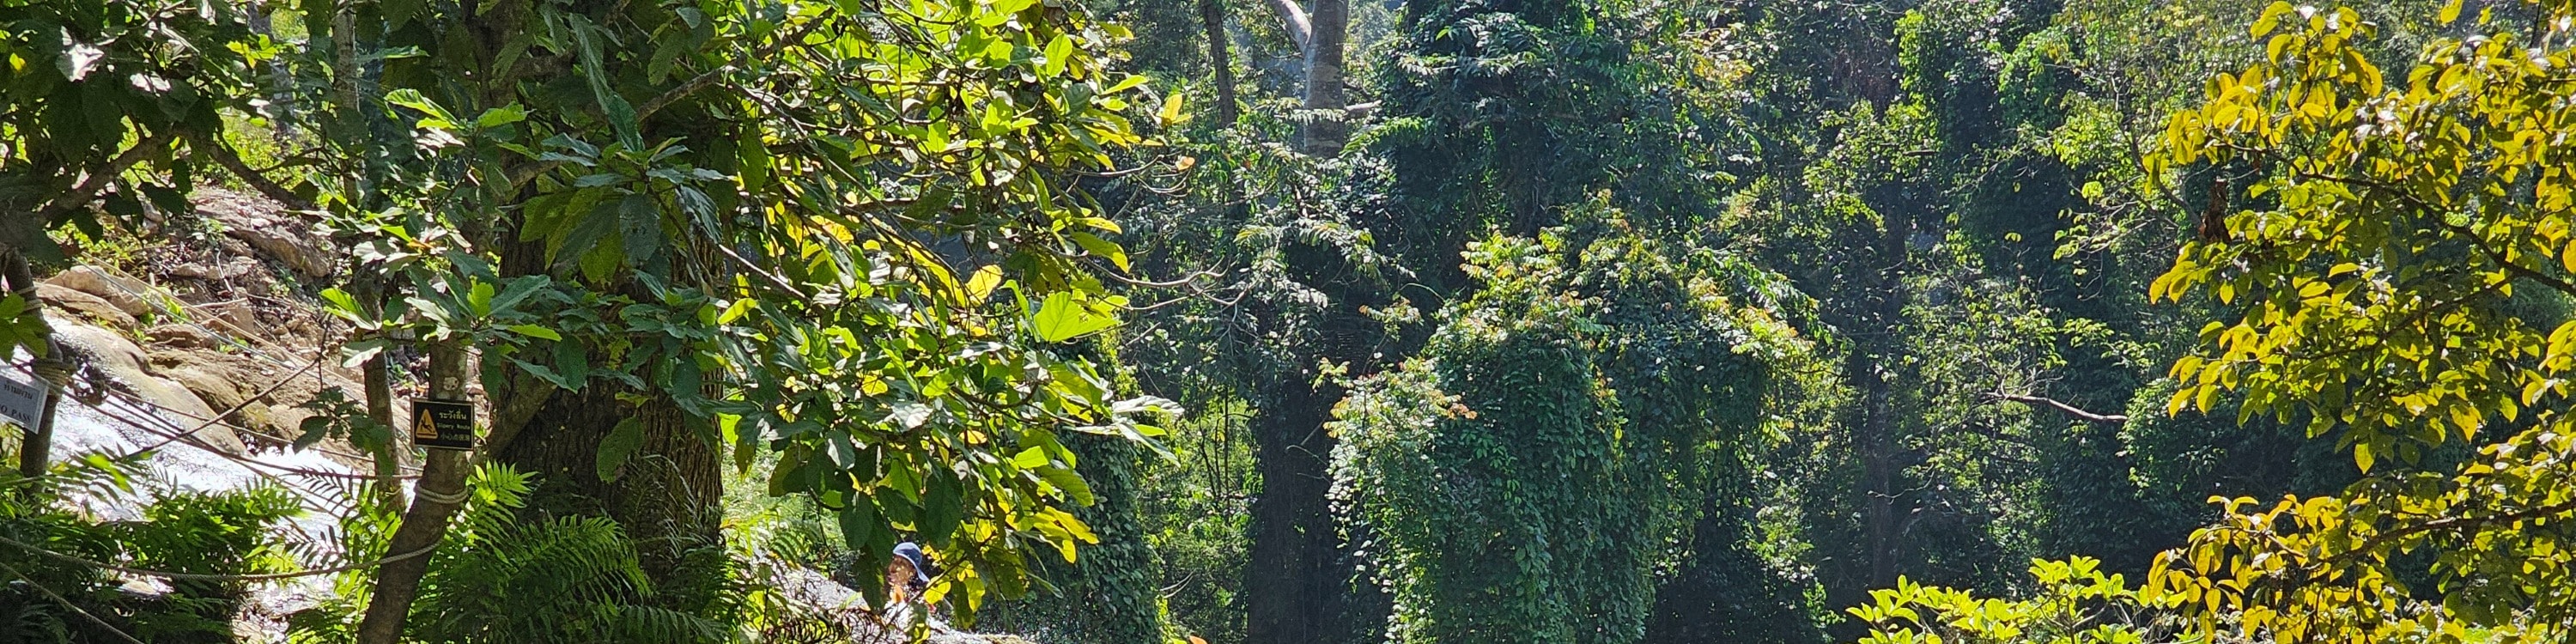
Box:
[1644,479,1826,643]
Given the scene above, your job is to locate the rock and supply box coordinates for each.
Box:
[750,556,1034,644]
[46,265,173,318]
[45,312,242,454]
[143,324,222,349]
[147,346,379,464]
[197,301,265,337]
[34,283,137,330]
[196,189,337,278]
[168,256,261,281]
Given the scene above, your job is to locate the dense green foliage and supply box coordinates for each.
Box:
[19,0,2576,641]
[0,452,300,643]
[1328,229,1799,644]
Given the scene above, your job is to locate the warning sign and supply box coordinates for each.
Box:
[410,398,477,451]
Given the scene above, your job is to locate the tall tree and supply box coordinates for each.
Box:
[1261,0,1352,155]
[202,0,1182,637]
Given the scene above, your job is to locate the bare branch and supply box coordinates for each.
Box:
[1264,0,1313,51]
[196,134,315,210]
[1990,392,2130,424]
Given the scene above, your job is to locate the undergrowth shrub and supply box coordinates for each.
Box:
[0,446,298,644]
[290,464,735,644]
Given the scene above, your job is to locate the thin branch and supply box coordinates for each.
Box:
[1990,392,2130,424]
[195,133,314,210]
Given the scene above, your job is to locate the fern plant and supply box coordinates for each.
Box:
[290,464,737,644]
[0,444,300,644]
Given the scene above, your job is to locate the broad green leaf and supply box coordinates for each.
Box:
[1071,232,1128,271]
[920,469,963,546]
[507,325,562,341]
[1032,292,1116,343]
[596,417,646,482]
[965,265,1005,301]
[838,499,881,550]
[477,104,530,128]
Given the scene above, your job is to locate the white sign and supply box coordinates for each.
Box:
[0,362,44,428]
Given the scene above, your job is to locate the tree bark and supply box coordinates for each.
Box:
[489,383,722,585]
[355,341,471,644]
[1245,234,1387,644]
[1245,367,1350,644]
[3,249,61,480]
[1301,0,1349,155]
[1201,0,1241,128]
[358,277,405,513]
[1858,360,1898,588]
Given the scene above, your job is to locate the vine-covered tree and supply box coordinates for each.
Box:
[1330,225,1808,644]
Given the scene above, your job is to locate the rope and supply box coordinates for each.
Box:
[86,395,416,483]
[96,387,417,476]
[0,533,437,582]
[79,398,361,516]
[415,485,468,506]
[0,558,149,644]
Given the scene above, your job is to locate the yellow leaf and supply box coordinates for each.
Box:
[2354,441,2374,473]
[965,265,1004,301]
[1158,92,1188,127]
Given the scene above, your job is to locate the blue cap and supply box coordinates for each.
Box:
[892,542,931,586]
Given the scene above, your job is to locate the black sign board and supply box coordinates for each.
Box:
[410,398,477,451]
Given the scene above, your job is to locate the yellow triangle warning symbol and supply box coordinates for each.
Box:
[414,413,440,440]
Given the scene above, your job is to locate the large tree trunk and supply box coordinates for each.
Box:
[489,381,723,585]
[1301,0,1349,155]
[1858,361,1899,588]
[1246,235,1387,644]
[1643,477,1825,643]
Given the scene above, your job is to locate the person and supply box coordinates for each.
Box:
[886,541,932,602]
[862,542,954,644]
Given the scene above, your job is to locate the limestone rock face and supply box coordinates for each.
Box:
[144,346,377,456]
[143,324,222,349]
[34,283,137,330]
[196,189,337,278]
[168,256,261,281]
[44,311,242,454]
[46,265,169,318]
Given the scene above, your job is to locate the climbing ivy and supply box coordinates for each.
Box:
[1328,221,1805,644]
